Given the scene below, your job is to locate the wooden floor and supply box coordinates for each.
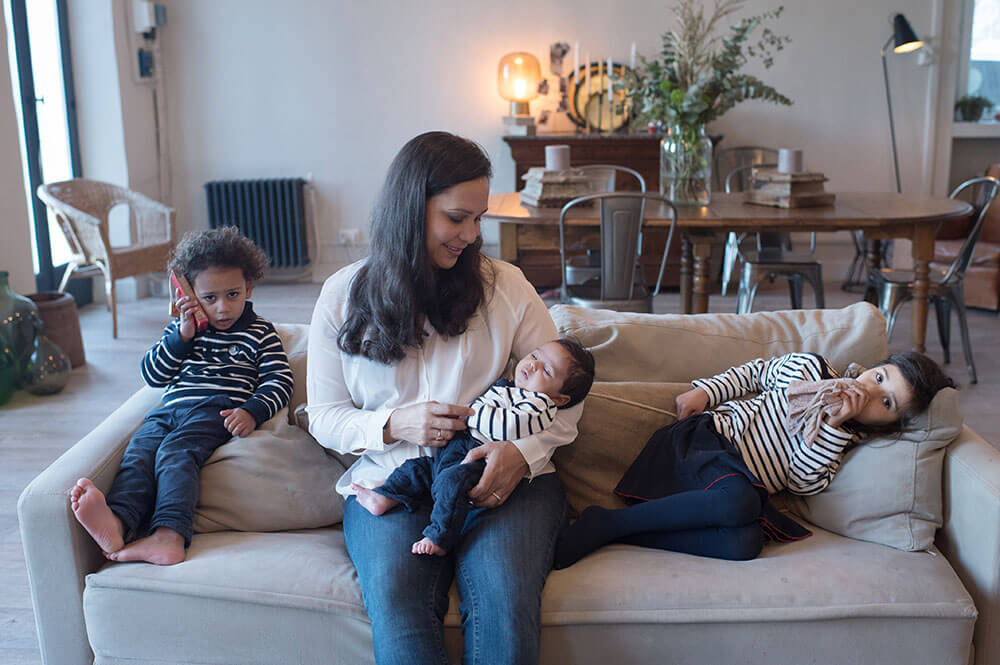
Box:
[2,277,998,664]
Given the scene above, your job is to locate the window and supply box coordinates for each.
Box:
[967,0,1000,114]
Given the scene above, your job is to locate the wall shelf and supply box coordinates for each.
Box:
[951,122,1000,139]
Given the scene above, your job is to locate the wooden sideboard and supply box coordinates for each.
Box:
[501,134,718,289]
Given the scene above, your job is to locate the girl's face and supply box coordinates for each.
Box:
[854,364,915,426]
[425,177,489,270]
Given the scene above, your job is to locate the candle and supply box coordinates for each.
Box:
[574,42,580,85]
[630,42,637,70]
[585,52,591,94]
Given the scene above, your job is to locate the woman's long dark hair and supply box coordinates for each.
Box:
[338,131,494,364]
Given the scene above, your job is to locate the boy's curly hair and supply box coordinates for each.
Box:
[168,226,269,284]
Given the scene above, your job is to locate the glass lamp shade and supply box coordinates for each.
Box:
[497,52,541,116]
[892,14,923,53]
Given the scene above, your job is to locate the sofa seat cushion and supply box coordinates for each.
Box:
[82,526,976,665]
[934,240,1000,267]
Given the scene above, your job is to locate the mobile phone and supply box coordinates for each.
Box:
[169,270,209,331]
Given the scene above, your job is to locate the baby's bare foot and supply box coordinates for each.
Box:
[412,537,447,556]
[107,527,185,565]
[352,484,398,516]
[70,478,124,554]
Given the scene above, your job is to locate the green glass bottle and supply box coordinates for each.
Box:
[0,270,41,382]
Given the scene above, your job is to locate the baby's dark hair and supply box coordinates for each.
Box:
[168,226,270,284]
[874,351,956,422]
[554,337,595,408]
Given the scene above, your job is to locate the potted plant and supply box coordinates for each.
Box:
[626,0,792,204]
[955,95,994,122]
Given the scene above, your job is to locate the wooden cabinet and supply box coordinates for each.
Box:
[501,134,714,289]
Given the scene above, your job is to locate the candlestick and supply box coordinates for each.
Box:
[630,43,637,70]
[607,56,613,101]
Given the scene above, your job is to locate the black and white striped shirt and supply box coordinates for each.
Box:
[692,353,857,496]
[140,302,293,425]
[467,379,557,446]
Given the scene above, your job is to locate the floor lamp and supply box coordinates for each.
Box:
[844,14,927,291]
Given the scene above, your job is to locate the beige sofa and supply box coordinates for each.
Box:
[18,302,1000,665]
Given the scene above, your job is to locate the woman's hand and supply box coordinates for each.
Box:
[675,387,709,420]
[385,401,474,447]
[176,293,202,342]
[826,386,869,428]
[462,441,528,508]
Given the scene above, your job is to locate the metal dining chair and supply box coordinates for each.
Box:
[564,165,646,287]
[865,175,1000,384]
[559,192,678,313]
[725,164,824,314]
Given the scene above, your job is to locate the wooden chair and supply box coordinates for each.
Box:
[559,192,677,313]
[36,179,175,338]
[865,176,1000,383]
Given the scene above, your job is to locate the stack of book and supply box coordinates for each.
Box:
[744,168,836,208]
[519,168,592,208]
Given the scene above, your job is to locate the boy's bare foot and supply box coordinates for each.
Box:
[107,527,185,565]
[352,484,398,516]
[70,478,125,554]
[412,537,447,556]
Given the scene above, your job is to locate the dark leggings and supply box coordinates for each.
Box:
[554,474,765,568]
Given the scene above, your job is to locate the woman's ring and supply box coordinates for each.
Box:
[492,491,502,502]
[434,428,443,440]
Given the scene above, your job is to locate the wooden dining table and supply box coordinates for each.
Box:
[482,191,973,353]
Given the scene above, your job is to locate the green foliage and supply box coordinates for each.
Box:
[626,0,793,128]
[955,95,994,121]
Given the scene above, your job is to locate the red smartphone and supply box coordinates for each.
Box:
[169,270,209,331]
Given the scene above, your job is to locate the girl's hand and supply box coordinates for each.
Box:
[220,408,256,438]
[176,293,201,342]
[384,401,474,447]
[675,387,709,420]
[462,441,527,509]
[826,387,869,428]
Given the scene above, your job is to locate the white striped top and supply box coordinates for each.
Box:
[140,302,294,425]
[691,353,857,496]
[467,380,557,446]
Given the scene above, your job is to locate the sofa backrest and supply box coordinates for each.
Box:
[549,301,888,382]
[275,323,310,419]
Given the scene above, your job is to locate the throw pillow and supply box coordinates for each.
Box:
[554,381,686,517]
[194,408,347,533]
[787,387,963,551]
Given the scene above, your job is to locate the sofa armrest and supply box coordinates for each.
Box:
[937,427,1000,665]
[17,387,161,665]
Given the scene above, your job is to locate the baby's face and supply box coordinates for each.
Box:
[514,341,572,406]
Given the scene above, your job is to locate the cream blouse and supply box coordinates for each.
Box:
[306,258,583,498]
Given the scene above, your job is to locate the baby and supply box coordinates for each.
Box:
[70,227,294,565]
[354,337,595,556]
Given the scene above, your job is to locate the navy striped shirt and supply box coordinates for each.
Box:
[140,302,293,425]
[691,353,857,496]
[467,379,557,446]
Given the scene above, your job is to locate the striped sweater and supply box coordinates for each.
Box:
[140,302,293,425]
[467,379,557,445]
[691,352,857,496]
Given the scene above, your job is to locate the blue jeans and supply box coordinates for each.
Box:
[106,395,232,546]
[344,472,566,665]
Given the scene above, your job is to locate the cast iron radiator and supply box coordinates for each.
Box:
[204,178,309,268]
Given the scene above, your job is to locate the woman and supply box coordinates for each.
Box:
[306,131,582,665]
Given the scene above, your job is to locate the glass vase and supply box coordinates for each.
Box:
[23,333,72,395]
[0,270,42,381]
[659,123,713,205]
[0,344,16,406]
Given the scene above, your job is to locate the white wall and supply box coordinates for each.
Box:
[145,0,943,277]
[0,1,35,294]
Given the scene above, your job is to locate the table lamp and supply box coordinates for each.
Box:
[498,52,541,136]
[882,13,924,193]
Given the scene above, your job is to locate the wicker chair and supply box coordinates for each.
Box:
[36,179,175,338]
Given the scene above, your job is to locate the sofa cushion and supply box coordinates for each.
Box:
[788,387,963,551]
[194,413,346,533]
[554,382,684,517]
[933,239,1000,266]
[551,302,888,383]
[275,323,309,417]
[81,527,976,665]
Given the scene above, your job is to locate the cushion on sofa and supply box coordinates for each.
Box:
[554,382,684,517]
[788,387,963,551]
[194,410,346,533]
[275,323,310,417]
[551,302,888,384]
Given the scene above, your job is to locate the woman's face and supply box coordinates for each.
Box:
[425,177,489,270]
